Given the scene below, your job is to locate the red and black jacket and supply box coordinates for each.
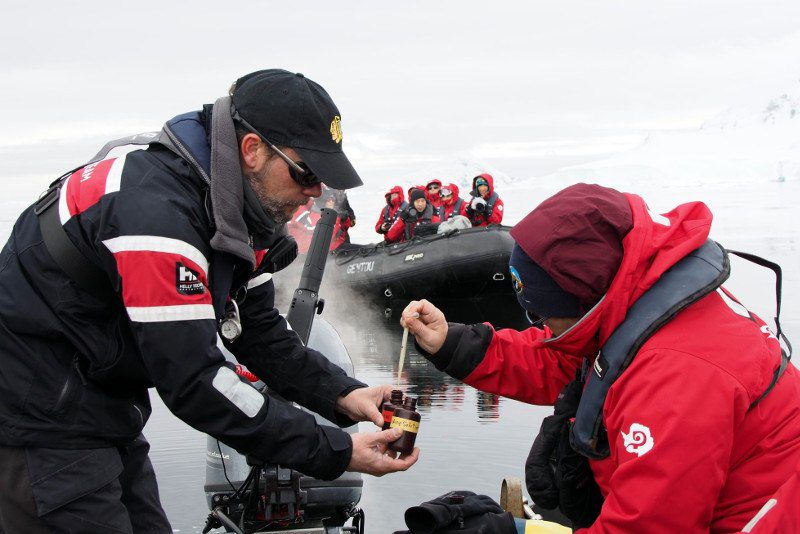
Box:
[0,110,364,481]
[385,203,440,243]
[439,183,466,222]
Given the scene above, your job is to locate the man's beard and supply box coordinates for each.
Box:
[245,167,305,224]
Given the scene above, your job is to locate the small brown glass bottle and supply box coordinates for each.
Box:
[381,390,404,430]
[388,396,420,454]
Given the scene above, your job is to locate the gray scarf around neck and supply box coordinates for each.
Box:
[209,96,278,268]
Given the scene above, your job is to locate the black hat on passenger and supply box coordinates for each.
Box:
[409,189,427,203]
[230,69,363,190]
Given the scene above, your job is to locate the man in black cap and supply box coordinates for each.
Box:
[0,69,418,533]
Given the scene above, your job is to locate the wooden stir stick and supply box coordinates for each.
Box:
[397,312,419,385]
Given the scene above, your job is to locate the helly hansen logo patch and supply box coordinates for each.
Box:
[176,263,205,295]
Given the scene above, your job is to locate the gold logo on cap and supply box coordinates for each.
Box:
[330,116,343,144]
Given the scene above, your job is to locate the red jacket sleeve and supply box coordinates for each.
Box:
[422,323,581,406]
[739,464,800,533]
[580,348,745,533]
[463,325,580,404]
[488,196,504,225]
[375,207,388,234]
[385,217,405,243]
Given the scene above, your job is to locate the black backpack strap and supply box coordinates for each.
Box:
[35,181,118,302]
[726,250,792,407]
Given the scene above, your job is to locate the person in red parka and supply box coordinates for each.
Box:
[401,183,800,533]
[375,185,407,239]
[425,179,443,210]
[438,183,467,222]
[385,188,440,243]
[288,192,351,253]
[311,192,352,251]
[286,197,316,253]
[465,173,503,226]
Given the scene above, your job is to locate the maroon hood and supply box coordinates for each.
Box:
[511,182,714,356]
[510,183,632,310]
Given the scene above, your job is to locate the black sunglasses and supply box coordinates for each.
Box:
[427,184,440,190]
[232,110,322,188]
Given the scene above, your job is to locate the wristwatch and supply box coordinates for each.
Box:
[219,300,242,342]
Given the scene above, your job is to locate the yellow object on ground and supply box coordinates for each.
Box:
[523,519,572,534]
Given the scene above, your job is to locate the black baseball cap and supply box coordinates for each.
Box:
[230,69,363,189]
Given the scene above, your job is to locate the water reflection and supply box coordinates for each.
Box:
[476,392,502,421]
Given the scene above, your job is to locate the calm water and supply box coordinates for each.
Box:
[139,179,798,533]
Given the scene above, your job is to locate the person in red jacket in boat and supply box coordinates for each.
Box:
[438,183,467,222]
[401,183,800,533]
[288,191,351,253]
[385,188,440,243]
[287,197,316,253]
[425,179,443,211]
[465,173,504,227]
[375,185,407,240]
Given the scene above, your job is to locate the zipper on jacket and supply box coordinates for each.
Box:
[163,124,211,185]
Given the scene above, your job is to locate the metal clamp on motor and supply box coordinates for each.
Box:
[263,467,307,523]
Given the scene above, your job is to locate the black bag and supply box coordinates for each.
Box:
[414,222,440,237]
[525,378,603,529]
[392,491,516,534]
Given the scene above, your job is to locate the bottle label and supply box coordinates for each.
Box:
[390,416,419,433]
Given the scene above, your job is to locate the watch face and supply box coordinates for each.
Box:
[220,320,241,341]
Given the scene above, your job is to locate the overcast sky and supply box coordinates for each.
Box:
[2,0,799,183]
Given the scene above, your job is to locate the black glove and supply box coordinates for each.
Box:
[556,425,603,529]
[525,379,582,509]
[398,491,515,534]
[525,412,562,510]
[525,379,602,528]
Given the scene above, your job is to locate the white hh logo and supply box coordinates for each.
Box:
[621,423,654,457]
[175,262,204,295]
[178,266,198,282]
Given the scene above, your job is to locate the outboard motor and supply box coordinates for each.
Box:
[203,209,365,534]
